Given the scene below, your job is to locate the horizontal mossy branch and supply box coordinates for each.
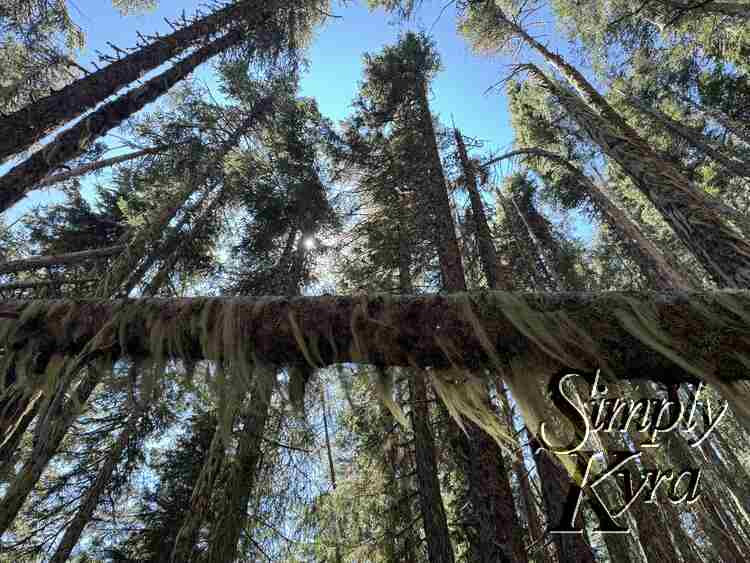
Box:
[0,291,749,384]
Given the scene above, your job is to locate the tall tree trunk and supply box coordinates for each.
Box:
[417,99,522,562]
[0,29,246,213]
[170,411,229,563]
[531,437,597,563]
[398,225,456,563]
[416,80,467,292]
[409,372,456,563]
[49,412,137,563]
[453,128,514,291]
[527,64,750,288]
[206,231,302,563]
[483,148,693,290]
[0,0,268,163]
[206,374,273,563]
[321,384,345,563]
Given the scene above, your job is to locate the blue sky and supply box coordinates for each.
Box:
[4,0,593,240]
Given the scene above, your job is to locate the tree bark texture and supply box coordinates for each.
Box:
[0,0,270,163]
[3,290,750,383]
[528,65,750,288]
[0,29,245,213]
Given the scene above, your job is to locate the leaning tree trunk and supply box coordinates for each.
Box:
[105,99,271,297]
[453,130,531,562]
[416,80,467,292]
[206,232,304,563]
[0,393,41,477]
[0,366,102,536]
[528,65,750,288]
[0,246,125,275]
[0,29,246,213]
[170,411,229,563]
[623,95,750,179]
[453,129,514,291]
[36,146,167,188]
[0,195,177,535]
[483,148,693,290]
[49,412,137,563]
[0,0,269,163]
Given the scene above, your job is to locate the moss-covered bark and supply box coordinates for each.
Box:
[2,290,750,383]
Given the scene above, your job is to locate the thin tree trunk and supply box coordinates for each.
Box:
[398,226,455,563]
[0,393,41,478]
[676,91,750,146]
[499,384,552,563]
[419,96,523,563]
[49,413,137,563]
[483,148,693,290]
[170,412,229,563]
[321,384,345,563]
[0,278,97,292]
[527,64,750,288]
[36,146,167,188]
[206,377,272,563]
[0,226,171,535]
[107,100,271,297]
[453,128,513,291]
[623,94,750,178]
[0,0,267,163]
[0,366,101,536]
[409,372,456,563]
[0,246,125,275]
[0,29,246,213]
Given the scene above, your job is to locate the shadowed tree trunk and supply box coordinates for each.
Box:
[532,438,597,563]
[453,129,528,562]
[526,64,750,288]
[0,245,125,275]
[454,128,514,291]
[170,409,229,563]
[417,93,523,563]
[0,29,246,213]
[409,371,455,563]
[399,221,456,563]
[482,148,693,290]
[0,0,271,163]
